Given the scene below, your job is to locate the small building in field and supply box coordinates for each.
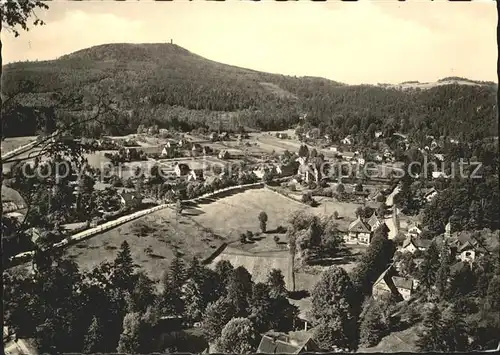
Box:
[188,169,204,182]
[191,143,203,153]
[423,187,438,202]
[346,217,371,245]
[174,163,191,177]
[406,223,422,238]
[257,331,321,354]
[341,135,353,145]
[218,150,230,159]
[375,131,384,139]
[202,146,213,155]
[178,138,190,148]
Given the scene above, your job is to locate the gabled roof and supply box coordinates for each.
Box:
[348,217,371,233]
[257,332,315,354]
[366,213,380,228]
[175,163,190,171]
[392,276,413,290]
[414,239,432,249]
[119,191,142,203]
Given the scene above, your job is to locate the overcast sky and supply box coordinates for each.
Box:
[2,0,497,84]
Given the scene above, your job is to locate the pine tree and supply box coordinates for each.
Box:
[266,269,287,299]
[418,242,440,290]
[249,283,273,332]
[416,305,445,352]
[83,316,104,353]
[117,312,142,354]
[311,266,358,350]
[435,245,452,299]
[359,302,386,347]
[227,266,254,317]
[111,241,136,292]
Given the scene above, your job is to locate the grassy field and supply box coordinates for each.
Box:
[185,188,308,240]
[64,207,225,283]
[63,188,365,292]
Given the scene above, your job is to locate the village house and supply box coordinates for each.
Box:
[406,223,422,238]
[374,153,383,162]
[357,156,366,166]
[188,168,204,182]
[218,150,230,159]
[341,135,353,145]
[401,236,432,254]
[434,153,445,162]
[372,265,417,302]
[253,165,275,179]
[368,189,384,202]
[191,143,203,153]
[449,233,490,264]
[119,190,143,209]
[174,163,191,177]
[209,132,218,141]
[202,146,213,155]
[366,213,383,232]
[257,331,321,354]
[346,217,371,245]
[178,138,191,148]
[219,132,229,141]
[276,132,289,139]
[375,131,384,139]
[423,187,438,202]
[297,162,319,183]
[444,220,453,238]
[432,171,448,179]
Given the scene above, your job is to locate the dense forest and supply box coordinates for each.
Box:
[2,43,497,140]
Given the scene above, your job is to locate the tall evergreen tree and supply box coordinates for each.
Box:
[226,266,254,317]
[83,316,104,353]
[111,241,136,292]
[418,242,440,290]
[266,268,288,299]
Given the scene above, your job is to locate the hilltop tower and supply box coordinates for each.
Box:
[170,39,173,44]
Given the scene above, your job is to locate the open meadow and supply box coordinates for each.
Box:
[61,187,365,291]
[64,207,226,283]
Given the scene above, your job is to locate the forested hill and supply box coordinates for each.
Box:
[2,43,498,140]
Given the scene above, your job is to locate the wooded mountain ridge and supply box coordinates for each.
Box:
[2,43,497,140]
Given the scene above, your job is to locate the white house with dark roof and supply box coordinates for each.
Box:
[346,217,371,245]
